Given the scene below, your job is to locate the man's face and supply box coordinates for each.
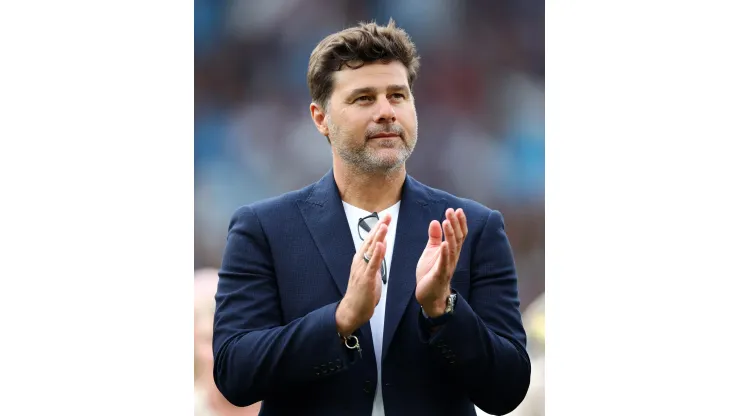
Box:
[317,60,418,173]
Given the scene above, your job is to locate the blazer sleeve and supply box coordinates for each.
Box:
[212,206,360,407]
[418,210,531,415]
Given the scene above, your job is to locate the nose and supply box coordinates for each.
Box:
[373,96,396,124]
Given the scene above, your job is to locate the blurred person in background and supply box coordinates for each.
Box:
[195,268,260,416]
[212,20,530,416]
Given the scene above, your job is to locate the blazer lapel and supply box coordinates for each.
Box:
[296,169,356,297]
[382,175,444,362]
[296,169,376,356]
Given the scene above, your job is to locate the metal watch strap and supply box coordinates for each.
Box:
[422,293,457,327]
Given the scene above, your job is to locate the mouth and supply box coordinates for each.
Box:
[369,132,400,139]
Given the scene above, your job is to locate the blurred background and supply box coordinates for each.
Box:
[194,0,544,415]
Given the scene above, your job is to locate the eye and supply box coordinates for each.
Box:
[354,96,373,103]
[390,93,406,100]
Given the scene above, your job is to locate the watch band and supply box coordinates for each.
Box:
[422,293,457,327]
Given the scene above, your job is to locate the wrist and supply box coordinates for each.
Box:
[335,301,358,337]
[422,289,452,318]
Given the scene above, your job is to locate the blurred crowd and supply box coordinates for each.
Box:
[195,0,544,414]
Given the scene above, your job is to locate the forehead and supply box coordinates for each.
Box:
[332,60,409,96]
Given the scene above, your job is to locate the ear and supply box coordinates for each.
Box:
[310,102,330,137]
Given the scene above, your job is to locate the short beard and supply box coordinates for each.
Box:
[329,119,416,175]
[336,141,411,174]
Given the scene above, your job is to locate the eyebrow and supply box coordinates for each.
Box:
[346,84,411,99]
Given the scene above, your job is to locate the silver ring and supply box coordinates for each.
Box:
[363,252,371,263]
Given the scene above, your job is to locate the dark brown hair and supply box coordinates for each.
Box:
[307,18,421,111]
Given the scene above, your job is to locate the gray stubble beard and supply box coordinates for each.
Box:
[328,117,417,175]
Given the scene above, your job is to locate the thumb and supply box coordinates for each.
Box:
[427,220,443,246]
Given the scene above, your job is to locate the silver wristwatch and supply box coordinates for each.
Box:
[422,293,457,326]
[443,293,457,314]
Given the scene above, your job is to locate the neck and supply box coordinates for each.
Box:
[333,160,405,213]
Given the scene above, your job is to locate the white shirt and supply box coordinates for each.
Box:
[342,200,401,416]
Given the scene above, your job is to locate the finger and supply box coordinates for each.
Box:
[360,222,379,249]
[366,242,385,278]
[447,209,464,244]
[370,214,392,250]
[369,215,391,248]
[371,222,389,249]
[443,219,458,258]
[438,241,452,281]
[444,241,455,282]
[457,208,468,240]
[364,241,377,264]
[375,218,389,241]
[427,220,442,247]
[360,221,387,255]
[380,212,392,227]
[353,240,371,274]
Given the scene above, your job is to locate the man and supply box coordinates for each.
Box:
[212,19,531,416]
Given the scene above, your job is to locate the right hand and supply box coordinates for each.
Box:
[336,213,391,338]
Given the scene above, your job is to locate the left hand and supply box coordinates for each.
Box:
[416,208,468,317]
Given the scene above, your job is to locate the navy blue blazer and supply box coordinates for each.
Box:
[213,170,530,416]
